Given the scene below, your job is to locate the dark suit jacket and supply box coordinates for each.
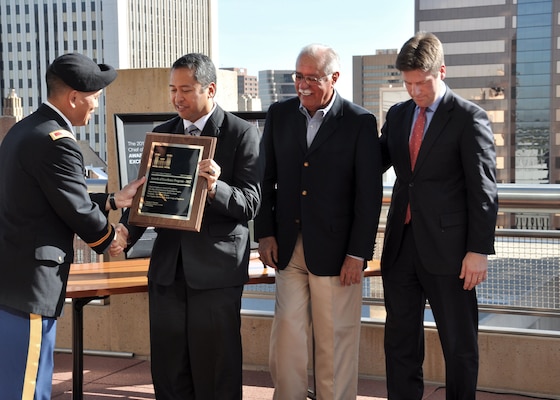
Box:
[254,94,383,276]
[0,104,114,317]
[379,87,498,275]
[124,105,263,289]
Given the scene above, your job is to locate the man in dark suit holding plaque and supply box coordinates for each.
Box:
[116,53,263,400]
[254,44,382,399]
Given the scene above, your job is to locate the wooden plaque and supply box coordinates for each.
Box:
[128,132,217,232]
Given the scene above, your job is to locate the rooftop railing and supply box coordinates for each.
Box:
[244,184,560,332]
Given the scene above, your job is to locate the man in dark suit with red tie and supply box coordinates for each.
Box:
[379,32,498,400]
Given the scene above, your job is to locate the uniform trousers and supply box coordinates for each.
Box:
[269,234,363,400]
[382,224,479,400]
[0,305,57,400]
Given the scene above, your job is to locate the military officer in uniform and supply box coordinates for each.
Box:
[0,53,144,400]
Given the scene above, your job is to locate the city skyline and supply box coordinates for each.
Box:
[216,0,415,99]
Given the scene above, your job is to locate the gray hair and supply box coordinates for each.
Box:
[296,44,340,75]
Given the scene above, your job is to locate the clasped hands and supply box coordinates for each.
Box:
[105,176,145,257]
[109,223,129,257]
[107,159,220,257]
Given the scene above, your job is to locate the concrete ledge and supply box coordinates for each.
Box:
[56,297,560,398]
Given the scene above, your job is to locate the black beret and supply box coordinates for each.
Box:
[47,53,117,92]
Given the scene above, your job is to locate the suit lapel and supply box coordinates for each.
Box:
[413,89,453,173]
[306,93,343,154]
[294,112,308,154]
[399,101,416,173]
[201,105,224,138]
[171,118,184,134]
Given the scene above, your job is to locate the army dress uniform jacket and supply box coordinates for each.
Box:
[0,104,115,318]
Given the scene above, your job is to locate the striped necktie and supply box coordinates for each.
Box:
[186,124,200,136]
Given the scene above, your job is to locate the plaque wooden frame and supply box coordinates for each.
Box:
[128,132,217,232]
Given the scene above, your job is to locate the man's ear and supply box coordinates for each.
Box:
[207,82,217,99]
[439,65,446,81]
[67,90,79,108]
[331,71,340,84]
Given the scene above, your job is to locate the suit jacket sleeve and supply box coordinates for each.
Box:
[206,118,263,223]
[462,103,498,254]
[253,103,278,240]
[90,193,109,216]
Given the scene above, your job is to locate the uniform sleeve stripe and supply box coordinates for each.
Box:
[22,314,42,400]
[88,225,114,248]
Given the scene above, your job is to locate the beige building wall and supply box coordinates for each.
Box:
[215,69,239,112]
[104,68,175,224]
[55,306,560,398]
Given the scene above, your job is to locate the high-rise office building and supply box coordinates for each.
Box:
[0,0,217,161]
[223,67,259,98]
[222,67,262,111]
[353,49,403,120]
[416,0,559,185]
[353,0,560,185]
[258,70,296,110]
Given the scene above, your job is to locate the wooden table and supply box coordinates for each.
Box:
[66,255,380,400]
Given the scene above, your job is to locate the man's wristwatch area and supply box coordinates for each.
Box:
[108,193,118,210]
[209,183,217,195]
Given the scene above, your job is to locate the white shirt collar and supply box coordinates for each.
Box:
[44,101,75,134]
[183,102,217,132]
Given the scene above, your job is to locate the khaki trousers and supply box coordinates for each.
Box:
[269,235,362,400]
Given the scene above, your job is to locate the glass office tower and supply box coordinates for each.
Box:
[417,0,560,185]
[514,0,553,184]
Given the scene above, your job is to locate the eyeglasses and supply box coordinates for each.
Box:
[292,72,332,86]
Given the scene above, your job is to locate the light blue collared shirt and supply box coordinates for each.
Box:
[299,91,337,147]
[410,82,446,141]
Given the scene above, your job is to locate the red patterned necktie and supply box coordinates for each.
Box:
[405,107,427,224]
[409,107,426,170]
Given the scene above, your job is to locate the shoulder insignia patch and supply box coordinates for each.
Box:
[49,129,75,141]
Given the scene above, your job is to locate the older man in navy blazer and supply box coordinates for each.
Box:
[379,32,498,400]
[255,44,383,400]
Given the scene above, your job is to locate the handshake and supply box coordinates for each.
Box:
[109,223,129,257]
[105,176,145,258]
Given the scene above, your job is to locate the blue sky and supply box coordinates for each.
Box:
[217,0,415,98]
